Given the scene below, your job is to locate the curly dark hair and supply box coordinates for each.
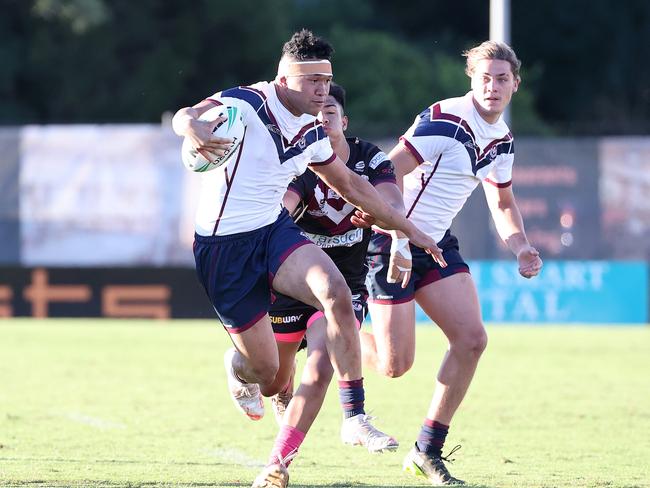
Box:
[281,29,334,61]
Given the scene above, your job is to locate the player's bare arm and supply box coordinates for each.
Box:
[310,157,446,266]
[483,182,543,278]
[172,99,233,159]
[390,143,421,191]
[281,189,301,215]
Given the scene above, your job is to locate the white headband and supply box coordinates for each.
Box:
[277,59,332,77]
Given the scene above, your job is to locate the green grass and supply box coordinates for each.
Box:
[1,319,649,488]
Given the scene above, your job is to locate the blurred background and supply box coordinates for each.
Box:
[0,0,648,324]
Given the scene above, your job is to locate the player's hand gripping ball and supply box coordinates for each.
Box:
[181,105,245,172]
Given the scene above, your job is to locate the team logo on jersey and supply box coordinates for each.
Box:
[355,161,365,171]
[489,146,498,159]
[464,139,479,153]
[298,137,307,149]
[308,185,355,224]
[327,189,340,200]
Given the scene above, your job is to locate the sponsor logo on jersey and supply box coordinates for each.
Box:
[266,124,282,135]
[355,161,365,171]
[351,293,361,300]
[352,302,362,312]
[270,314,304,324]
[369,151,387,169]
[376,294,393,300]
[303,227,364,249]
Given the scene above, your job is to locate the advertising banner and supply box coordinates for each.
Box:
[0,129,20,264]
[413,261,648,324]
[1,263,646,323]
[19,125,197,266]
[0,267,213,319]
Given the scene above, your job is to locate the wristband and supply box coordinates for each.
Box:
[390,238,412,267]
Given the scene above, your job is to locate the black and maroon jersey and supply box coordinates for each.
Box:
[287,137,396,288]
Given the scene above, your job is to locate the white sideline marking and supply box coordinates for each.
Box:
[65,412,127,430]
[202,447,265,468]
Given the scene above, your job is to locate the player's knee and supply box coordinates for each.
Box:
[306,351,334,389]
[322,275,352,314]
[250,358,279,386]
[377,356,414,378]
[312,363,334,390]
[455,325,488,357]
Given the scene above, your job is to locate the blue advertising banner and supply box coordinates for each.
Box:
[414,261,648,324]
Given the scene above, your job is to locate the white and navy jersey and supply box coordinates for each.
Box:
[288,137,396,287]
[194,81,335,236]
[401,91,514,242]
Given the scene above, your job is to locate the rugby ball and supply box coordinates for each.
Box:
[181,105,245,173]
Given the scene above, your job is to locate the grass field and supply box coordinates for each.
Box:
[1,319,649,488]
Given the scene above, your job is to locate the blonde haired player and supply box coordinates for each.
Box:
[358,41,543,485]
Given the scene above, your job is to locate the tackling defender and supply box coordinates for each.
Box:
[358,41,543,485]
[252,83,409,488]
[171,28,443,468]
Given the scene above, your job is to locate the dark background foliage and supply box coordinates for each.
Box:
[2,0,649,137]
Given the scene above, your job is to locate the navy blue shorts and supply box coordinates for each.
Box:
[365,230,470,304]
[193,209,313,333]
[270,287,368,343]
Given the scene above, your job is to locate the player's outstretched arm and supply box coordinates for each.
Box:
[311,157,446,267]
[483,182,543,278]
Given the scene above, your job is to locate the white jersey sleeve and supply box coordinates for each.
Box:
[400,108,457,164]
[308,138,336,166]
[483,151,514,188]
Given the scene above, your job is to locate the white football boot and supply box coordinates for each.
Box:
[223,348,264,420]
[340,413,399,453]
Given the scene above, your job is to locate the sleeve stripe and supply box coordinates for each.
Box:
[205,98,223,106]
[309,152,336,167]
[286,186,302,197]
[399,137,425,164]
[484,178,512,188]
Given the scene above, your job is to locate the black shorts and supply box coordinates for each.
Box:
[270,287,368,343]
